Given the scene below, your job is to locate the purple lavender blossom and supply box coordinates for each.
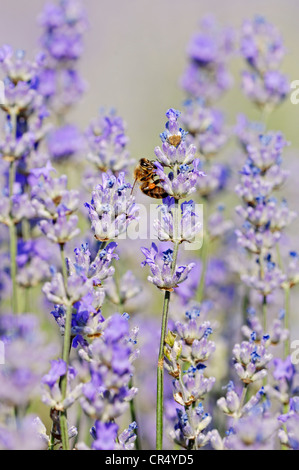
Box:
[85,171,138,241]
[154,110,196,166]
[91,421,119,450]
[181,16,235,103]
[85,110,134,174]
[39,0,88,62]
[241,310,288,345]
[31,172,80,220]
[0,47,50,178]
[39,212,80,245]
[241,16,285,72]
[30,170,80,244]
[240,255,286,297]
[224,413,278,450]
[154,197,202,244]
[47,124,84,161]
[169,404,212,449]
[233,336,272,384]
[152,109,205,199]
[0,315,57,407]
[0,415,50,450]
[104,270,142,306]
[16,238,52,288]
[79,314,138,422]
[42,359,83,411]
[0,185,36,226]
[278,398,299,449]
[77,420,137,450]
[272,356,295,382]
[181,99,229,157]
[141,243,195,292]
[44,242,118,346]
[240,16,289,110]
[38,0,88,115]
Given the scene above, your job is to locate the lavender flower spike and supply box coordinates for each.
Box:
[154,197,202,244]
[85,171,139,241]
[86,109,134,174]
[141,243,195,291]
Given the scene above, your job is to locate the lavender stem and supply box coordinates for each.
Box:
[156,199,180,450]
[284,286,290,358]
[9,160,18,314]
[197,230,209,303]
[156,289,171,450]
[262,295,267,333]
[59,243,72,450]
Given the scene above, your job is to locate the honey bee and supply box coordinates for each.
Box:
[131,158,168,199]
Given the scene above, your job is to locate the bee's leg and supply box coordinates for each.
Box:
[152,177,164,185]
[140,182,156,191]
[141,183,168,199]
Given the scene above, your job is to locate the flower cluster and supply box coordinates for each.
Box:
[77,421,138,451]
[240,16,289,111]
[85,110,134,178]
[141,243,195,292]
[181,99,228,158]
[235,130,295,297]
[164,306,216,449]
[154,197,202,245]
[38,0,88,117]
[85,171,138,242]
[180,16,234,325]
[44,242,118,341]
[181,16,235,103]
[37,0,87,162]
[78,314,138,444]
[16,238,52,288]
[152,109,205,200]
[30,168,80,245]
[0,4,299,452]
[0,315,57,407]
[0,46,50,174]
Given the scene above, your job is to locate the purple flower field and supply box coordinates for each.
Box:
[0,0,299,451]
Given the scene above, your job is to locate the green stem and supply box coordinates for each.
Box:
[113,262,141,450]
[156,199,180,450]
[96,240,108,257]
[9,161,18,314]
[60,244,68,287]
[156,290,171,450]
[197,231,209,303]
[242,288,250,324]
[24,287,31,313]
[59,244,72,451]
[239,384,248,414]
[196,200,208,303]
[48,432,55,451]
[129,378,141,450]
[262,295,267,333]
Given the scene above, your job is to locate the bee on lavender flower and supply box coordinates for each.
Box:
[131,158,168,199]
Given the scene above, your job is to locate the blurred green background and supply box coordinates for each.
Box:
[0,0,298,156]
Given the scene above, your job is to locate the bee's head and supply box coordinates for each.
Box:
[139,158,151,168]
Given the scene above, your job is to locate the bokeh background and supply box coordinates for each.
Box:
[1,0,299,448]
[0,0,298,157]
